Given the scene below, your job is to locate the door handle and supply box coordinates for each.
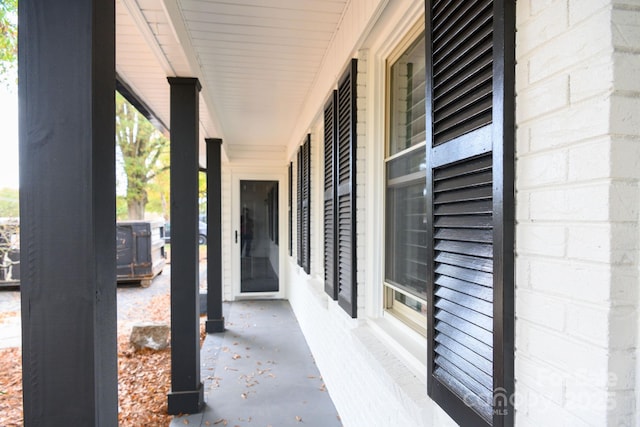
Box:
[235,230,238,243]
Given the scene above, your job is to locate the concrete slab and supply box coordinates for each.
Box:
[171,300,342,427]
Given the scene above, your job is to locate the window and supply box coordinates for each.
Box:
[323,59,358,318]
[384,28,428,334]
[297,135,310,274]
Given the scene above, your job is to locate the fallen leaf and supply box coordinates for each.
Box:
[241,393,247,399]
[296,415,303,422]
[183,420,189,425]
[232,354,241,360]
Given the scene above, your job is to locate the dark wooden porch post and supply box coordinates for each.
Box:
[18,1,118,425]
[205,138,225,333]
[167,77,204,414]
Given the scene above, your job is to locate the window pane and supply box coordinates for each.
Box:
[389,35,426,156]
[387,147,426,182]
[385,177,427,299]
[394,291,426,316]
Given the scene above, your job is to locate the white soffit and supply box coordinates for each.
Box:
[116,0,219,166]
[170,0,349,158]
[118,0,355,164]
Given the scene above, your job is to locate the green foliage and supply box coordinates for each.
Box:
[0,187,19,218]
[0,0,17,85]
[116,92,169,219]
[116,196,128,220]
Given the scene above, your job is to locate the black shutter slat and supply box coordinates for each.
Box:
[336,59,357,318]
[435,343,493,390]
[435,263,492,287]
[434,367,494,422]
[434,82,492,125]
[433,1,493,61]
[435,240,493,258]
[436,300,493,335]
[435,252,493,274]
[433,170,492,192]
[324,92,338,299]
[434,319,493,362]
[432,0,465,29]
[433,100,493,142]
[434,214,492,229]
[434,71,492,119]
[434,356,492,405]
[432,0,492,40]
[432,0,493,147]
[434,199,493,216]
[433,185,492,204]
[435,286,493,317]
[435,228,492,243]
[435,154,492,179]
[433,20,492,75]
[436,333,493,375]
[435,274,493,302]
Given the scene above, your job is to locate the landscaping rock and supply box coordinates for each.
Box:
[129,322,170,351]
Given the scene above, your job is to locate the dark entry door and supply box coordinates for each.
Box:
[240,180,279,293]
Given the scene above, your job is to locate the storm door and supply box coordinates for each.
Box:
[239,180,279,293]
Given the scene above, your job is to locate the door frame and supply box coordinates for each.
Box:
[231,172,287,300]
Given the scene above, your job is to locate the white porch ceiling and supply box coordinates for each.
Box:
[115,0,351,165]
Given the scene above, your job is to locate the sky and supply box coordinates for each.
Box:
[0,83,18,189]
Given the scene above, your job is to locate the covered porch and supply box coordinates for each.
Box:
[18,0,378,424]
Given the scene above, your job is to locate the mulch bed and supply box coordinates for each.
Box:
[0,294,206,426]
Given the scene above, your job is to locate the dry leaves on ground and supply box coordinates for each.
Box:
[0,347,22,427]
[0,292,206,427]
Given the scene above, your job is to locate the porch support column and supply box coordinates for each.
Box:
[205,138,225,333]
[167,77,204,414]
[18,1,118,425]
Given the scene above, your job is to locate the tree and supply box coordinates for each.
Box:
[116,92,169,219]
[0,188,19,218]
[0,0,17,86]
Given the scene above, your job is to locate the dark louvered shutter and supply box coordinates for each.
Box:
[425,1,514,427]
[336,59,357,317]
[288,162,293,257]
[299,135,311,275]
[324,91,338,299]
[297,148,303,267]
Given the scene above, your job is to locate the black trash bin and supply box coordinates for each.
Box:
[116,220,166,287]
[0,220,20,287]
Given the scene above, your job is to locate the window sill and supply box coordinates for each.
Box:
[366,312,427,382]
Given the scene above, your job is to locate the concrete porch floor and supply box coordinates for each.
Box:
[171,300,342,427]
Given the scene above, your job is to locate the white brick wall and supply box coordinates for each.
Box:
[516,0,640,425]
